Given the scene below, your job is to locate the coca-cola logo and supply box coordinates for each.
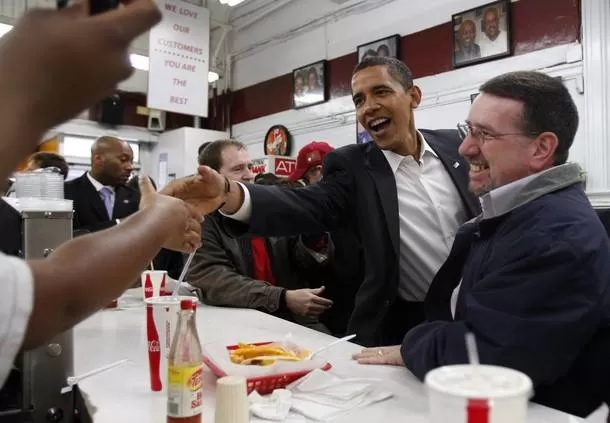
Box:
[145,286,153,294]
[187,368,202,391]
[148,340,160,352]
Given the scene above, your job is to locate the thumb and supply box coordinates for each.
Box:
[138,174,156,198]
[311,286,325,295]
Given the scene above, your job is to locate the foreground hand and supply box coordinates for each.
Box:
[352,345,405,366]
[139,175,202,253]
[160,167,226,215]
[0,0,161,135]
[285,287,333,318]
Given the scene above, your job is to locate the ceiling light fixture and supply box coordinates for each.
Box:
[0,23,12,37]
[218,0,246,6]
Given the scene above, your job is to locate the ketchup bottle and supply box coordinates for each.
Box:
[167,298,203,423]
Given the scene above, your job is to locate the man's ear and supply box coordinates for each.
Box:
[531,131,559,171]
[410,86,422,108]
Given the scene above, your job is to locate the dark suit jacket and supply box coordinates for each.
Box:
[224,129,480,346]
[64,173,140,233]
[188,214,329,332]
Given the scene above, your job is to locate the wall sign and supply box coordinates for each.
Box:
[250,156,297,177]
[264,125,292,156]
[147,0,210,117]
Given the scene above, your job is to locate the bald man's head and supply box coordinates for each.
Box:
[90,136,134,186]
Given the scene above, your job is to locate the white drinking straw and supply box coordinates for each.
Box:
[465,332,480,366]
[171,251,196,297]
[60,359,129,394]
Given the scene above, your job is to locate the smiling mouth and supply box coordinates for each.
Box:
[367,117,391,133]
[469,163,489,172]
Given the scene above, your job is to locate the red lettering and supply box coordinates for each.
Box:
[182,64,196,72]
[173,78,187,87]
[170,96,188,105]
[173,24,190,34]
[179,8,198,19]
[165,60,181,69]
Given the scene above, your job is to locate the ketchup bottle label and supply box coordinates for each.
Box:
[167,365,203,418]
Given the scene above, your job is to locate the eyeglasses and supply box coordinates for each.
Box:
[457,121,539,143]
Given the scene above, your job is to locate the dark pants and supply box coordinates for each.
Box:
[380,298,425,346]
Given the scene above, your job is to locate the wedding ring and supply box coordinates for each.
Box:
[377,349,384,357]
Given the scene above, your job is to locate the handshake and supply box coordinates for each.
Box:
[138,166,237,253]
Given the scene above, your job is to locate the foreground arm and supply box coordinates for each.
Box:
[24,177,201,349]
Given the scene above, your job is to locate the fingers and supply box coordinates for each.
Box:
[305,304,328,317]
[351,346,403,366]
[62,0,89,16]
[311,286,325,295]
[139,174,156,196]
[311,295,333,307]
[185,202,203,222]
[94,0,162,44]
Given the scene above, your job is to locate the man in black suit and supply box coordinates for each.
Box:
[65,136,139,234]
[165,57,480,347]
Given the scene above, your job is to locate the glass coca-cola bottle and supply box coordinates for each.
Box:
[167,298,203,423]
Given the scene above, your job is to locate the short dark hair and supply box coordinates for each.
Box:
[197,142,211,163]
[29,152,69,179]
[480,71,578,165]
[352,56,414,91]
[198,139,246,171]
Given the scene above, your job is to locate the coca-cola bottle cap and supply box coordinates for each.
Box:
[180,298,197,310]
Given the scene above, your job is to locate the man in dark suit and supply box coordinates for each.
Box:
[64,136,138,234]
[187,139,332,332]
[287,141,364,337]
[165,57,480,347]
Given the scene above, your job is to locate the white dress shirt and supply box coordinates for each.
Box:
[0,254,34,388]
[382,133,466,301]
[478,30,508,57]
[223,132,467,301]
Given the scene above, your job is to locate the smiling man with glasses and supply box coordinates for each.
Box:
[354,70,610,418]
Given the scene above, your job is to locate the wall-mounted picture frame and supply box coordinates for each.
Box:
[292,60,328,109]
[357,34,401,63]
[264,125,292,156]
[451,0,511,68]
[357,122,374,145]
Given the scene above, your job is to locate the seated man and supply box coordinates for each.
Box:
[353,71,610,417]
[187,140,332,332]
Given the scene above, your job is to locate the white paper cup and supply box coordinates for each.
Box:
[141,270,168,299]
[214,376,249,423]
[145,296,198,392]
[425,364,532,423]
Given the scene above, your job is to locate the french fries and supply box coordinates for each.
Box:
[230,343,311,366]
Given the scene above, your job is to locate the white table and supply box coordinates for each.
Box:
[73,304,585,423]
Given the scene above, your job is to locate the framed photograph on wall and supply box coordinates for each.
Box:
[357,34,401,63]
[451,0,511,68]
[357,122,374,145]
[292,60,328,109]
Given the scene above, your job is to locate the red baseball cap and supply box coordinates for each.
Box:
[288,141,335,181]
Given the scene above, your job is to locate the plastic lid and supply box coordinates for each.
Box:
[180,298,197,310]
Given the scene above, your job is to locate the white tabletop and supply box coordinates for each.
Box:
[73,304,585,423]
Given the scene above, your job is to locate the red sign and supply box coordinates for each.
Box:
[274,158,296,176]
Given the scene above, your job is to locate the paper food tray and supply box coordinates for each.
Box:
[202,340,331,378]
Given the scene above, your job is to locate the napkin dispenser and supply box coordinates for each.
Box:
[0,198,90,422]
